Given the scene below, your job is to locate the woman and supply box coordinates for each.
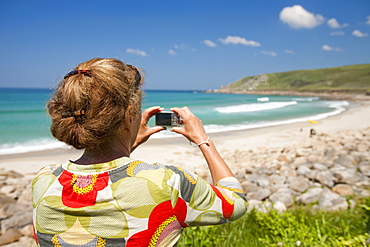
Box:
[32,58,247,246]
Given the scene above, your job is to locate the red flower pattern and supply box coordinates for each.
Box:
[126,198,188,247]
[58,170,109,208]
[210,185,234,219]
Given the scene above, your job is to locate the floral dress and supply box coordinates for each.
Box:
[32,157,247,246]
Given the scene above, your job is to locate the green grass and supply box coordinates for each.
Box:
[228,64,370,93]
[177,197,370,246]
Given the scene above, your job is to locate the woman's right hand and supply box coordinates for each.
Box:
[131,106,166,151]
[170,107,208,145]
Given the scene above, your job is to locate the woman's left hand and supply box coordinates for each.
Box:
[131,106,165,152]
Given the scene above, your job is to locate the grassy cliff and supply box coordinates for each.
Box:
[224,64,370,94]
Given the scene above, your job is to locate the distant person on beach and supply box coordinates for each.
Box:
[310,128,317,137]
[32,58,247,246]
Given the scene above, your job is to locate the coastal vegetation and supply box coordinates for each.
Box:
[178,197,370,246]
[218,64,370,95]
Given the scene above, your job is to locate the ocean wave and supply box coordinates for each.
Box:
[326,100,350,108]
[0,139,68,155]
[257,97,269,102]
[215,101,297,113]
[208,100,349,133]
[292,97,319,101]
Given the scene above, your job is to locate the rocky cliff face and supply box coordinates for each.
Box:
[234,74,269,91]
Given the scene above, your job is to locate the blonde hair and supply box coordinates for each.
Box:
[47,58,143,149]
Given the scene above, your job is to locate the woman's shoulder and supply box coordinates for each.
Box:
[127,161,194,176]
[123,160,195,182]
[122,160,168,176]
[34,164,63,178]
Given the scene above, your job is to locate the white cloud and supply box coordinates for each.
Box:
[174,44,187,49]
[203,40,217,47]
[218,36,261,47]
[322,45,342,52]
[285,50,295,54]
[366,16,370,25]
[126,48,147,57]
[352,30,368,37]
[261,51,277,57]
[279,5,324,29]
[330,31,345,36]
[327,18,340,28]
[168,49,177,55]
[174,44,195,51]
[322,45,333,51]
[327,18,348,29]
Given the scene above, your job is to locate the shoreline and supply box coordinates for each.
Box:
[206,90,370,101]
[0,100,369,175]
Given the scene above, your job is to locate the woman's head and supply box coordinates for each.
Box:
[47,58,143,150]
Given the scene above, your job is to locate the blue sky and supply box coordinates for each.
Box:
[0,0,369,90]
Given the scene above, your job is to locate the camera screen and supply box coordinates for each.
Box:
[155,112,173,126]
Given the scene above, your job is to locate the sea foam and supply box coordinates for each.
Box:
[257,97,270,102]
[215,101,297,113]
[207,100,349,133]
[0,139,68,155]
[292,97,319,102]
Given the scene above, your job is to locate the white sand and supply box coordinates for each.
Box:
[0,101,369,175]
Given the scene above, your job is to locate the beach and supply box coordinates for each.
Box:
[1,100,369,176]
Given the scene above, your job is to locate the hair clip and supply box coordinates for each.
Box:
[61,109,86,118]
[127,65,142,88]
[64,70,91,79]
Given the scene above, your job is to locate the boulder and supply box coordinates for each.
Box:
[246,175,270,188]
[358,161,370,176]
[288,176,310,193]
[1,212,33,234]
[316,171,335,187]
[296,165,311,176]
[296,148,312,157]
[332,184,354,196]
[319,189,349,211]
[313,163,329,171]
[269,188,294,208]
[0,229,22,246]
[273,201,287,213]
[296,187,324,205]
[269,174,286,185]
[241,181,258,194]
[19,224,34,237]
[253,188,271,201]
[336,154,356,167]
[331,168,358,185]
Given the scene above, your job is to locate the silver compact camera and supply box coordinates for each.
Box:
[155,111,180,127]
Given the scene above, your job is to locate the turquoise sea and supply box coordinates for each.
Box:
[0,88,349,155]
